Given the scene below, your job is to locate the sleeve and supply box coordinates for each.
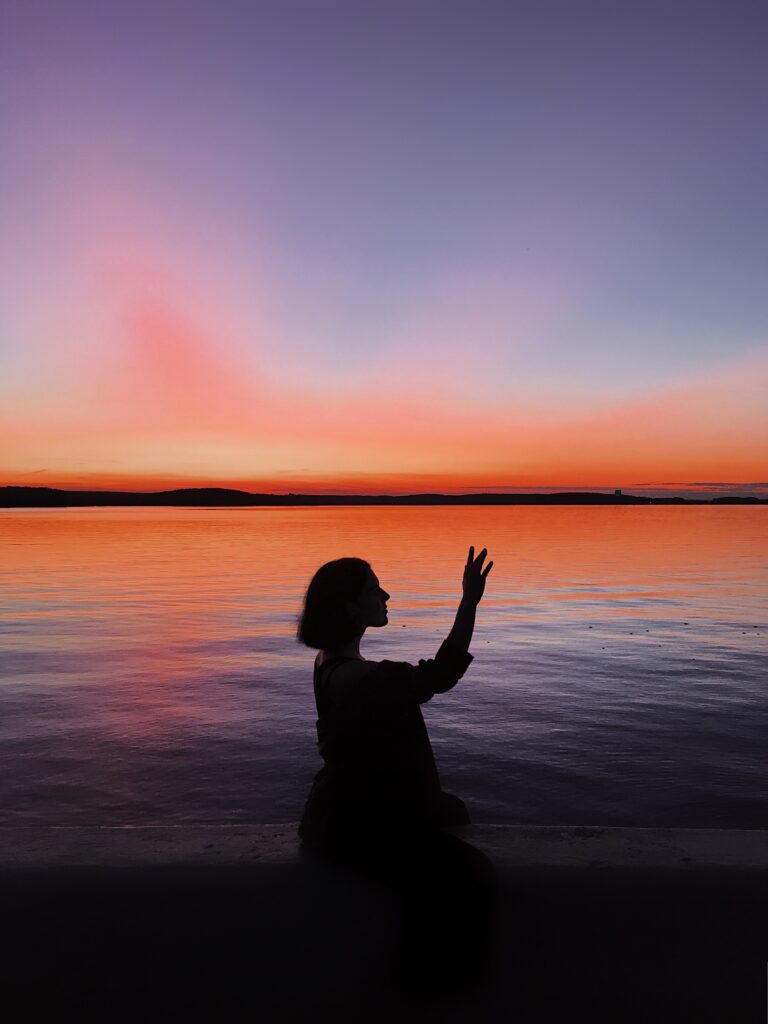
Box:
[342,639,474,711]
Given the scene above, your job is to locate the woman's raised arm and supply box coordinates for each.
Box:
[444,545,493,654]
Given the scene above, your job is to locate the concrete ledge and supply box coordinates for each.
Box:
[2,825,767,1023]
[1,822,766,870]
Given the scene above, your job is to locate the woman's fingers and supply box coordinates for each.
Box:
[463,545,492,602]
[466,545,491,575]
[466,546,489,568]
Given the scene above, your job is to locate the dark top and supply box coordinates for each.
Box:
[298,639,474,848]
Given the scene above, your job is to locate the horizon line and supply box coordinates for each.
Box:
[2,483,766,506]
[4,481,767,495]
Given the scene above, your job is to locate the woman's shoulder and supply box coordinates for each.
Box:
[316,653,378,677]
[318,656,388,696]
[328,658,426,696]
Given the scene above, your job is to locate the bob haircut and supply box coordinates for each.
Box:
[296,557,371,651]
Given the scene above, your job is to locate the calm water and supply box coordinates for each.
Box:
[1,506,766,828]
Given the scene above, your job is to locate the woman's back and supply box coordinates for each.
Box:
[299,642,474,850]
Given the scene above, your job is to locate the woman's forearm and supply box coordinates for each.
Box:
[444,598,476,653]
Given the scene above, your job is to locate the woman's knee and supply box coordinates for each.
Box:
[416,834,499,903]
[435,790,471,826]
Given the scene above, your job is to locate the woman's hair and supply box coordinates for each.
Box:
[296,557,371,650]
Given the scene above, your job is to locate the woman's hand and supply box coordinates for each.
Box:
[462,545,493,606]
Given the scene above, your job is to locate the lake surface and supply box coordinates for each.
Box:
[1,506,766,828]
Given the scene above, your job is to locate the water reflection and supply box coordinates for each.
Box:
[0,505,765,827]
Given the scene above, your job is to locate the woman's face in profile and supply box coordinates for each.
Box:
[354,569,390,630]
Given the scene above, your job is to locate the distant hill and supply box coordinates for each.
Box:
[1,486,765,508]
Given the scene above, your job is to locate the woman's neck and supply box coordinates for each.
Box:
[321,635,364,660]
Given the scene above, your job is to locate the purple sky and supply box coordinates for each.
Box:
[1,0,766,494]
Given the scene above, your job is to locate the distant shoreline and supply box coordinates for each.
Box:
[1,486,765,507]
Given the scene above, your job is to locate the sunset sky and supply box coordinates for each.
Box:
[1,0,766,497]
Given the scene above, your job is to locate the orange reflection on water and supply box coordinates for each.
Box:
[3,504,764,611]
[1,505,765,736]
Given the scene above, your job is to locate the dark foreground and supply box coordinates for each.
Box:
[2,825,766,1023]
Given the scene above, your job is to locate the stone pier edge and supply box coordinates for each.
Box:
[1,823,766,870]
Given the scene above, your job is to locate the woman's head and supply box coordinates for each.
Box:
[296,558,390,650]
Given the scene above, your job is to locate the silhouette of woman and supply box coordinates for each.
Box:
[296,546,499,997]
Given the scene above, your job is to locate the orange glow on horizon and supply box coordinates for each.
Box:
[2,281,765,497]
[1,469,765,497]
